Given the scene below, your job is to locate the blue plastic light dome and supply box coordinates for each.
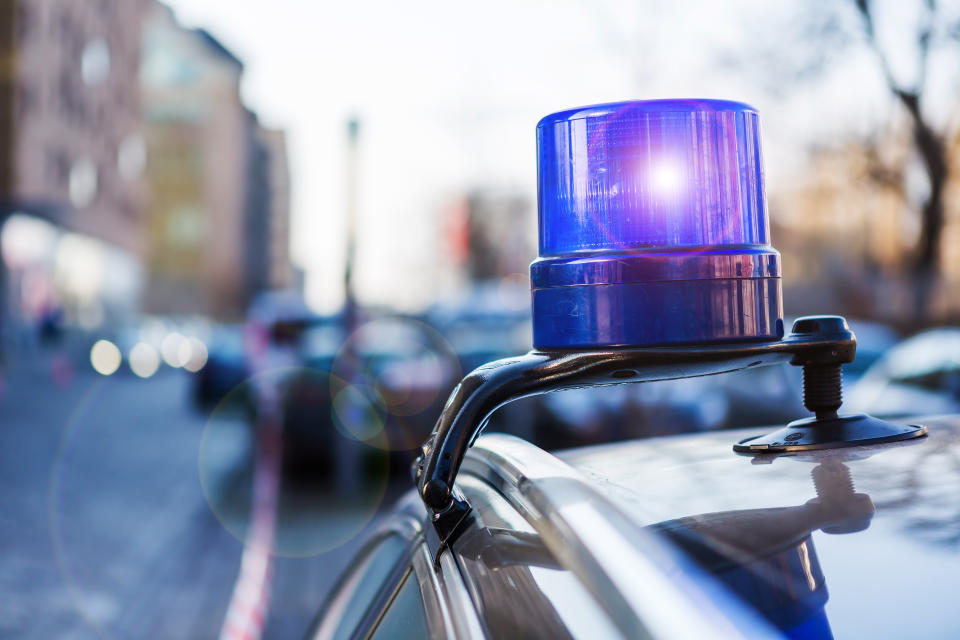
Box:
[531,99,783,349]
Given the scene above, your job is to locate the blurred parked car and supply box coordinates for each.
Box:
[533,378,729,449]
[840,319,899,383]
[191,324,248,409]
[847,328,960,417]
[245,290,319,386]
[427,305,539,440]
[433,311,530,374]
[534,318,898,445]
[280,315,460,475]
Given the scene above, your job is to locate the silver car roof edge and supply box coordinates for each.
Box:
[460,433,780,640]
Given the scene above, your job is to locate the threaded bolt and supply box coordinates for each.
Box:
[802,363,843,418]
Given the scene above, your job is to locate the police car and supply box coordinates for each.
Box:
[308,100,957,639]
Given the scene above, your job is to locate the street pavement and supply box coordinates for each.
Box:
[0,348,402,639]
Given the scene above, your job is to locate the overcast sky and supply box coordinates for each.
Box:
[162,0,952,312]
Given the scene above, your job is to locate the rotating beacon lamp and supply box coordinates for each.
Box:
[532,99,780,349]
[413,99,927,562]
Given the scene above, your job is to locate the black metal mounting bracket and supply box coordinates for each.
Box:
[413,315,927,563]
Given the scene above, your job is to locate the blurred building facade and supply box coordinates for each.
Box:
[247,121,295,294]
[0,0,294,351]
[0,0,148,336]
[140,0,292,320]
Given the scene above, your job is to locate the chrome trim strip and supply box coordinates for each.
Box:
[410,542,487,640]
[437,551,487,640]
[460,434,778,640]
[412,544,455,639]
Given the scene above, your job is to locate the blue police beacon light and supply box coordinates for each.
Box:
[532,99,782,349]
[413,99,926,562]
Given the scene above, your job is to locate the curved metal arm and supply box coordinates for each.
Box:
[414,320,858,536]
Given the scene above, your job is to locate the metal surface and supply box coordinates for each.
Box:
[451,475,621,639]
[411,545,453,639]
[459,435,779,639]
[435,551,487,640]
[558,417,960,638]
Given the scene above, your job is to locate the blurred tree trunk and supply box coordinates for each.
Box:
[905,94,948,321]
[854,0,950,322]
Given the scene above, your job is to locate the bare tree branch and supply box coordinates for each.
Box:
[853,0,903,94]
[916,0,936,93]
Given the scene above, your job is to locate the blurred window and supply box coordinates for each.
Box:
[69,158,98,208]
[14,2,31,42]
[327,534,408,640]
[118,134,147,178]
[81,38,111,86]
[141,38,200,88]
[165,205,204,248]
[368,571,429,640]
[16,82,35,120]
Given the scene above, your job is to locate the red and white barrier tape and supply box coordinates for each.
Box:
[219,413,282,640]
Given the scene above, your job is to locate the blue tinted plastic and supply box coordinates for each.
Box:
[533,279,782,348]
[784,612,835,640]
[531,99,783,349]
[537,99,768,256]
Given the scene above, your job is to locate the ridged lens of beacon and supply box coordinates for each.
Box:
[531,99,783,349]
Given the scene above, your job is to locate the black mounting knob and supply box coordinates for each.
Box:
[788,316,852,419]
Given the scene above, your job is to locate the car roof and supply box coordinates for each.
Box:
[541,416,960,638]
[457,434,780,639]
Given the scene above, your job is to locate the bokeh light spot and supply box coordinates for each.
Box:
[128,342,160,378]
[332,383,387,442]
[182,338,208,373]
[160,332,186,367]
[89,339,121,376]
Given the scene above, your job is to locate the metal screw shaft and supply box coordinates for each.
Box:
[802,363,843,419]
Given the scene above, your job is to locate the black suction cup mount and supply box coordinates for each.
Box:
[734,316,927,453]
[734,414,927,453]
